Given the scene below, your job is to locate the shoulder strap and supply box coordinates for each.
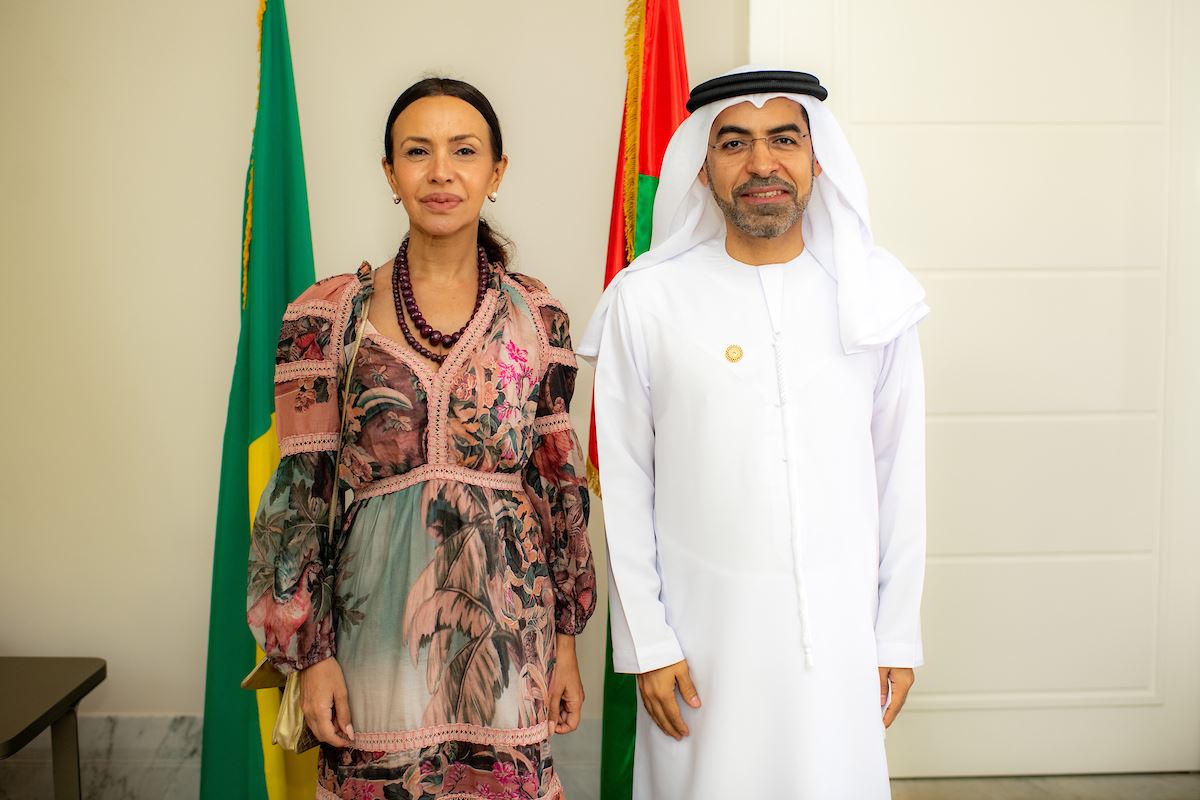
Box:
[327,292,372,535]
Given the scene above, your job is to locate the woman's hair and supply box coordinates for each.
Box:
[384,77,511,268]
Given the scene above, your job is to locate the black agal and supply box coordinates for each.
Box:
[686,70,828,112]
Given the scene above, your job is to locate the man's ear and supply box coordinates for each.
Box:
[813,158,823,178]
[698,159,710,187]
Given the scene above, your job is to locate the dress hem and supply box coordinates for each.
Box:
[316,772,564,800]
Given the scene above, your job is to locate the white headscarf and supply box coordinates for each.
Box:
[577,65,928,361]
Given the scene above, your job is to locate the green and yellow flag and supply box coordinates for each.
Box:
[200,1,317,798]
[592,2,690,798]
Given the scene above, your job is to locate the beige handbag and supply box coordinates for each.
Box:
[241,294,372,754]
[240,657,319,753]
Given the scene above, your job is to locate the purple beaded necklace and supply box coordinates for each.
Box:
[391,238,490,365]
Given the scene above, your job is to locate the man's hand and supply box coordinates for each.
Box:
[878,666,915,728]
[549,634,586,734]
[637,659,701,740]
[300,657,354,747]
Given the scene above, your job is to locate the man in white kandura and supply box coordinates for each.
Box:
[578,66,929,799]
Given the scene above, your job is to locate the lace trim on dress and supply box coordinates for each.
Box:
[281,299,338,321]
[331,270,365,368]
[524,291,558,308]
[532,413,574,435]
[274,359,337,384]
[351,719,553,752]
[427,288,501,465]
[504,278,552,382]
[546,346,577,367]
[280,432,340,456]
[355,463,524,501]
[363,325,437,390]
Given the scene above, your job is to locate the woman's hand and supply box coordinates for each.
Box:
[299,657,355,747]
[637,658,701,741]
[549,634,585,734]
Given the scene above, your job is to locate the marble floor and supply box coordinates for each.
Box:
[891,772,1200,800]
[3,767,1198,799]
[1,715,1195,800]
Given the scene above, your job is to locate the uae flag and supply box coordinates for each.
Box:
[592,1,690,798]
[200,1,318,798]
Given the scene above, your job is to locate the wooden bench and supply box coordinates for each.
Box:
[0,657,107,800]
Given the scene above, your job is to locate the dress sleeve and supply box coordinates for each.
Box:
[593,285,685,674]
[872,325,928,668]
[246,295,348,674]
[522,304,598,636]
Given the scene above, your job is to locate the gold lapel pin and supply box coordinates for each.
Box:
[725,345,744,363]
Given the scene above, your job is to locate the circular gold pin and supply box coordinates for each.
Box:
[725,345,744,363]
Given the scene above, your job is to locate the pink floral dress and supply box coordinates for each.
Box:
[248,262,597,800]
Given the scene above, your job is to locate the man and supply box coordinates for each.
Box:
[578,66,929,798]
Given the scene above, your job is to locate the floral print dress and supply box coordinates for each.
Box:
[248,262,597,800]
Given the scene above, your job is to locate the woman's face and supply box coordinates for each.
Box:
[383,95,507,239]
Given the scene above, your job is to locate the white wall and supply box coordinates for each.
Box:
[0,0,746,717]
[752,0,1200,777]
[0,1,261,715]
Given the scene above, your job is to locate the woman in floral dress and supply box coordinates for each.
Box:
[248,78,597,800]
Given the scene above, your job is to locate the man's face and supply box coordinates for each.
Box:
[699,97,822,239]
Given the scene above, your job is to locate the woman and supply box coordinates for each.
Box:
[248,77,597,800]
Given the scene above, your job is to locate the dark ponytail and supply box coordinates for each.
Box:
[384,77,511,268]
[476,218,510,268]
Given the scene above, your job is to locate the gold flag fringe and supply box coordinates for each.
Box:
[257,0,267,51]
[586,458,603,499]
[242,0,267,311]
[241,162,254,310]
[622,0,646,263]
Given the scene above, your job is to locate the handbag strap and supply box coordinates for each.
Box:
[327,291,372,536]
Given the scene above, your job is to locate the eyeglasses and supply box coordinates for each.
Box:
[708,133,811,162]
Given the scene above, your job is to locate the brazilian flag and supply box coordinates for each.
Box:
[200,1,318,797]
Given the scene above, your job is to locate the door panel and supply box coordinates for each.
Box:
[750,0,1200,776]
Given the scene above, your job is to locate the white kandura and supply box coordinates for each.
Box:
[587,64,928,799]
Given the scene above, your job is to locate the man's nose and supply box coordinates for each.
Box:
[746,138,779,176]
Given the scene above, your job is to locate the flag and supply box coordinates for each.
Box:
[200,1,318,798]
[592,2,690,798]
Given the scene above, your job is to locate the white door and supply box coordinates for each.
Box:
[750,0,1200,777]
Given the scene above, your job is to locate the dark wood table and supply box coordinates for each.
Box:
[0,657,107,800]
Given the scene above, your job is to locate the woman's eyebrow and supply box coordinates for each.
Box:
[400,133,482,144]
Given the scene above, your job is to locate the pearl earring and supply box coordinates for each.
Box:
[487,192,498,203]
[392,194,401,205]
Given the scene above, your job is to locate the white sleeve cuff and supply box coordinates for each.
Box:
[876,640,924,668]
[612,638,686,675]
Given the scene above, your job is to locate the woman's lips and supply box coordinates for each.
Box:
[419,194,463,211]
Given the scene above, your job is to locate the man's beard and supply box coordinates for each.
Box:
[707,168,813,239]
